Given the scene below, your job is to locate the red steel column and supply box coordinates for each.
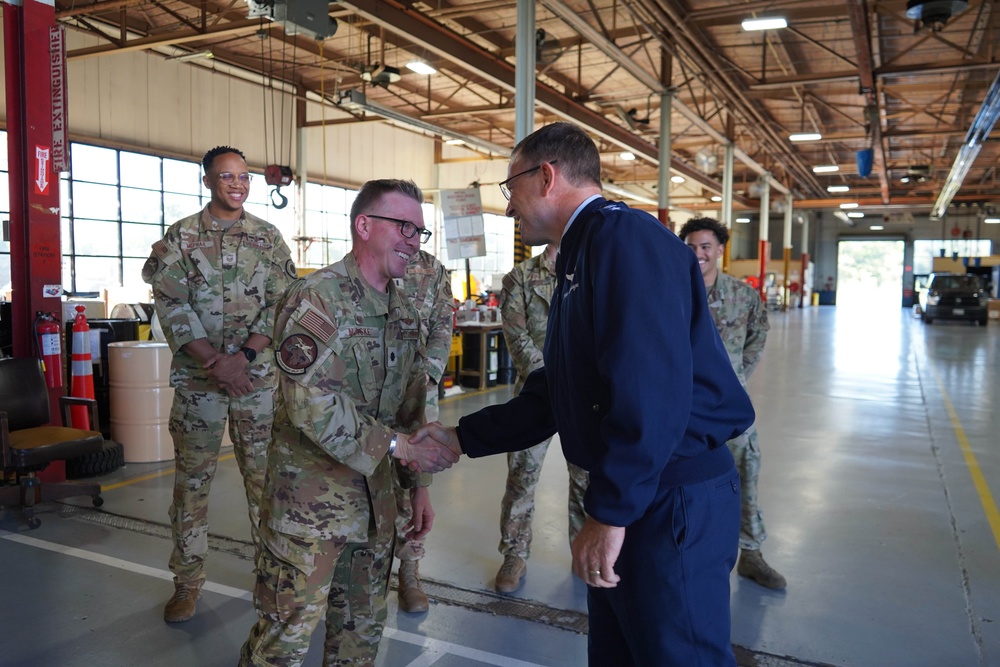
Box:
[5,0,65,419]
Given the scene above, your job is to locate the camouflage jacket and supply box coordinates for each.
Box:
[398,250,453,384]
[500,252,556,393]
[706,272,769,387]
[142,206,295,391]
[264,251,427,542]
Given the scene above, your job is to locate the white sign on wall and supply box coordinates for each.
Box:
[441,188,487,260]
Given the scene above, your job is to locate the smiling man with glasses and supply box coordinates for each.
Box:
[240,178,457,667]
[412,122,755,666]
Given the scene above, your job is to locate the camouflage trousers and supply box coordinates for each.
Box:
[500,437,590,559]
[240,521,394,667]
[727,424,766,550]
[167,386,274,584]
[393,384,438,562]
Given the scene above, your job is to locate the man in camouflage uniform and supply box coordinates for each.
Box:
[238,179,459,667]
[392,249,453,612]
[143,146,296,623]
[494,242,590,593]
[679,217,786,590]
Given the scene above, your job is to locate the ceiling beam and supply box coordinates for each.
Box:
[749,58,1000,91]
[847,0,890,204]
[65,18,271,59]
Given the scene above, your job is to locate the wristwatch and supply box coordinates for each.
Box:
[388,433,398,457]
[240,347,257,362]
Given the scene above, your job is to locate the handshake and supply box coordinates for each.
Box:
[391,422,463,473]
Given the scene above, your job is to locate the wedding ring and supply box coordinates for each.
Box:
[589,569,601,576]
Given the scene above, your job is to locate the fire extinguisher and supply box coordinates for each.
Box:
[34,311,63,389]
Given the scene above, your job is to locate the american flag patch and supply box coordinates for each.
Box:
[299,308,336,342]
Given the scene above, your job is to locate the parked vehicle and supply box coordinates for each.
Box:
[919,273,989,325]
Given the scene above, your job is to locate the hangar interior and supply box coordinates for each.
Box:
[2,1,1000,666]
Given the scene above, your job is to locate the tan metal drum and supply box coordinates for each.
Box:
[109,341,175,463]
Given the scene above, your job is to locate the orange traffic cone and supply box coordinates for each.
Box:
[70,305,96,430]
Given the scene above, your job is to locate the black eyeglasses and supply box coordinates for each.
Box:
[499,160,558,200]
[366,214,432,244]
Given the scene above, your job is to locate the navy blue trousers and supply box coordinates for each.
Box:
[587,469,741,666]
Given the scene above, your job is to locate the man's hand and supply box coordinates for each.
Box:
[206,353,254,396]
[409,422,463,458]
[403,487,434,541]
[571,517,625,589]
[393,429,460,473]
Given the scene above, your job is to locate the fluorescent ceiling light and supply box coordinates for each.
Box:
[670,175,685,183]
[167,50,214,63]
[789,133,822,142]
[840,202,859,209]
[620,152,636,161]
[736,217,751,223]
[985,217,1000,224]
[827,185,850,193]
[711,195,723,202]
[900,176,911,183]
[813,165,840,173]
[406,61,437,76]
[742,17,787,31]
[847,212,865,218]
[444,138,464,146]
[869,225,884,231]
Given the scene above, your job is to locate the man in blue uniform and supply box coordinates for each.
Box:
[413,121,754,665]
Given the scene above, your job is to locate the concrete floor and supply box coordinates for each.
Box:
[2,304,998,666]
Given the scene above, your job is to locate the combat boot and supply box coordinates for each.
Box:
[495,555,526,593]
[398,560,429,613]
[164,580,204,623]
[737,549,787,590]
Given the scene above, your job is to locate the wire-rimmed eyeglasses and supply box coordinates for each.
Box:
[498,160,558,200]
[215,172,252,184]
[366,214,432,244]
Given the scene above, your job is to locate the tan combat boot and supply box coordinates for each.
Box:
[164,580,204,623]
[495,555,527,594]
[737,549,787,590]
[398,560,429,613]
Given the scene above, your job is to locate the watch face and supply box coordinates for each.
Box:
[242,347,257,362]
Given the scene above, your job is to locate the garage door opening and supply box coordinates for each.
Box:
[836,240,905,311]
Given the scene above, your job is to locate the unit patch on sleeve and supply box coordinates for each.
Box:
[277,334,318,374]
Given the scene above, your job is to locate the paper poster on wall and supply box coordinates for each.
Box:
[441,188,487,260]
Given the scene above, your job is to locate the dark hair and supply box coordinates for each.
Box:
[511,122,602,188]
[678,217,730,246]
[202,146,246,173]
[349,179,424,241]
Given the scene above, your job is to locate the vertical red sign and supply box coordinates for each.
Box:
[50,26,68,173]
[34,145,51,195]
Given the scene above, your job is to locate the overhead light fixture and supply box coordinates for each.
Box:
[337,89,508,156]
[736,217,751,223]
[985,217,1000,224]
[166,50,214,63]
[406,61,437,76]
[620,152,636,161]
[813,165,840,173]
[869,225,885,231]
[827,185,850,193]
[931,68,1000,219]
[847,212,865,218]
[840,202,859,209]
[741,17,787,31]
[789,133,822,142]
[444,138,464,146]
[670,175,685,183]
[711,195,723,202]
[900,176,911,183]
